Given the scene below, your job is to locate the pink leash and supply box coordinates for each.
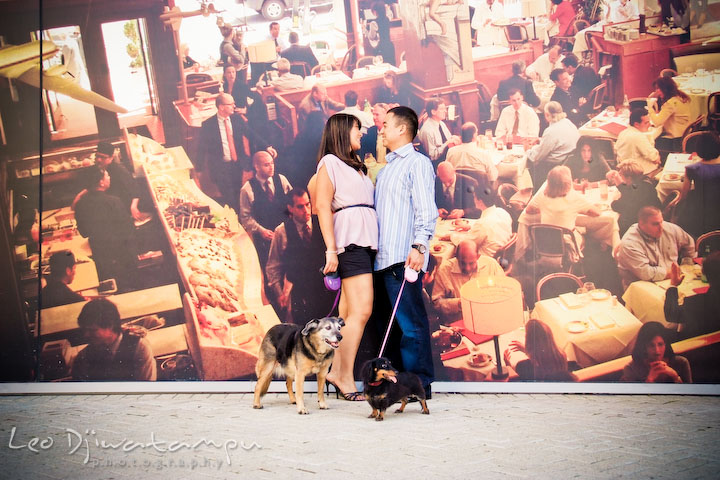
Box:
[379,266,418,357]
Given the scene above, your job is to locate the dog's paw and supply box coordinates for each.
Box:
[297,408,309,415]
[394,408,404,413]
[252,404,263,409]
[374,416,384,422]
[318,402,328,410]
[422,409,430,415]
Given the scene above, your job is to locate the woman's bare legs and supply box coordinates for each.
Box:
[326,272,373,396]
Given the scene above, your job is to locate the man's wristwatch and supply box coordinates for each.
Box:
[411,243,426,254]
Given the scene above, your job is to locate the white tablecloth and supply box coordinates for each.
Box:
[352,63,404,79]
[622,269,708,330]
[533,293,642,367]
[656,153,698,203]
[673,71,720,123]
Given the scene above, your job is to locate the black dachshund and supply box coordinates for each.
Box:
[361,357,429,421]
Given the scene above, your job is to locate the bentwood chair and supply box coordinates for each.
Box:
[696,230,720,257]
[495,233,518,275]
[683,129,712,154]
[528,224,583,275]
[536,272,585,302]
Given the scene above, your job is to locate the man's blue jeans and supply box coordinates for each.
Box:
[381,263,435,388]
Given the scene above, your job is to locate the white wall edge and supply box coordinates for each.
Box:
[1,381,719,395]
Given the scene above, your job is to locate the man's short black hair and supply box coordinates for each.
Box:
[550,68,565,83]
[77,298,122,333]
[285,187,309,206]
[473,175,497,207]
[629,107,649,127]
[84,165,106,190]
[344,90,358,107]
[561,53,579,68]
[288,31,299,44]
[48,250,76,278]
[387,106,419,139]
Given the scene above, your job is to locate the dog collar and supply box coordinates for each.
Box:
[368,380,383,386]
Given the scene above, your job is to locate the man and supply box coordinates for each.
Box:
[268,21,288,53]
[297,84,344,124]
[549,68,585,125]
[446,122,498,183]
[266,188,333,324]
[281,31,319,71]
[375,105,438,399]
[495,89,540,139]
[467,178,513,256]
[418,98,461,165]
[74,142,150,223]
[239,151,292,271]
[526,45,564,82]
[339,90,373,132]
[607,0,639,23]
[617,206,695,289]
[431,240,505,322]
[497,60,540,107]
[261,58,304,91]
[561,53,600,103]
[74,166,137,289]
[360,102,389,162]
[615,107,661,175]
[72,298,156,381]
[198,94,262,212]
[249,22,287,85]
[41,250,84,308]
[526,101,580,190]
[435,161,480,219]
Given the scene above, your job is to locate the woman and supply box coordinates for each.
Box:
[664,252,720,339]
[375,71,406,105]
[649,76,692,153]
[504,319,577,381]
[621,322,692,383]
[219,25,245,66]
[677,132,720,237]
[369,2,396,66]
[180,44,198,70]
[526,165,601,232]
[222,64,237,96]
[564,137,611,182]
[316,113,378,401]
[610,160,662,236]
[549,0,576,38]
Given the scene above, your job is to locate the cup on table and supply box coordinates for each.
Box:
[600,181,609,200]
[583,282,595,292]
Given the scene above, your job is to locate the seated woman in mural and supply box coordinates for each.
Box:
[620,322,692,383]
[72,298,157,381]
[504,319,577,381]
[563,137,611,183]
[664,252,720,340]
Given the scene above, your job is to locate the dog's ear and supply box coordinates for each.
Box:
[337,317,345,327]
[301,319,319,335]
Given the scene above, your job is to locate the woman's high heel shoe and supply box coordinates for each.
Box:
[325,380,365,401]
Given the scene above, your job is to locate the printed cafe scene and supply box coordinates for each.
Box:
[2,0,719,388]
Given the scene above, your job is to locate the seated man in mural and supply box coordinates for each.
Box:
[495,89,540,140]
[446,122,498,184]
[74,166,138,290]
[297,84,344,125]
[616,206,696,289]
[435,161,479,219]
[431,239,505,323]
[526,45,564,82]
[418,98,461,165]
[239,151,292,272]
[72,298,156,381]
[497,60,540,108]
[261,58,303,91]
[266,188,334,324]
[41,250,84,308]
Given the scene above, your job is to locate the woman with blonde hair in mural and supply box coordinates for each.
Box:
[316,113,378,401]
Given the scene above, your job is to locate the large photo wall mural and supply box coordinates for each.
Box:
[1,0,719,389]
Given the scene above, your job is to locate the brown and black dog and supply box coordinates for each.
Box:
[362,357,429,421]
[253,317,344,414]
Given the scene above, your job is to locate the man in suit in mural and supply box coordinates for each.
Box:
[435,161,479,219]
[197,93,275,213]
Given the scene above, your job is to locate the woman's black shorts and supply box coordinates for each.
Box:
[337,244,376,279]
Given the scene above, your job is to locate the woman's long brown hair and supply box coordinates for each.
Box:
[317,113,366,174]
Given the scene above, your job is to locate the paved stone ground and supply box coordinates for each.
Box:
[1,393,719,479]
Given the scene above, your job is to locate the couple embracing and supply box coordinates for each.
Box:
[315,107,438,402]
